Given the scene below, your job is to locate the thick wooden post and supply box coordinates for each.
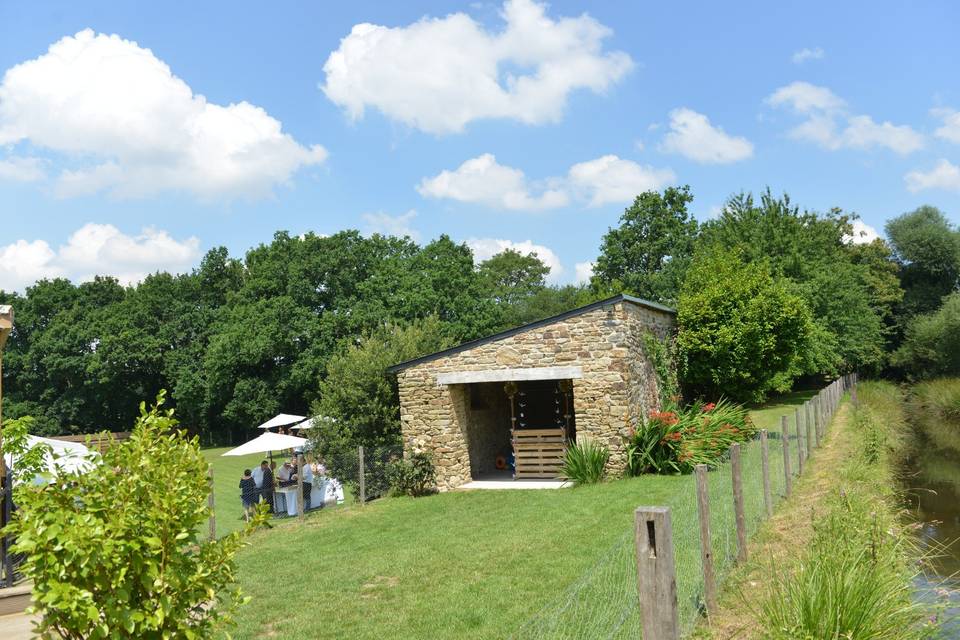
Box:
[694,465,718,616]
[760,430,772,518]
[635,506,680,640]
[794,412,804,475]
[358,445,366,505]
[781,415,792,497]
[813,396,822,448]
[795,407,806,465]
[297,453,305,520]
[805,401,814,455]
[730,443,748,563]
[207,465,216,541]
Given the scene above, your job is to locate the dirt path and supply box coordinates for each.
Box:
[694,402,855,639]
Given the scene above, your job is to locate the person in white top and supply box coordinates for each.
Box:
[277,462,292,484]
[300,456,314,510]
[251,463,264,489]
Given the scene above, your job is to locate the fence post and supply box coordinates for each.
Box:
[805,401,814,456]
[781,416,792,497]
[635,506,680,640]
[851,381,858,407]
[694,465,718,616]
[760,430,772,518]
[794,412,804,475]
[297,453,305,521]
[358,445,366,505]
[207,465,216,541]
[813,396,822,448]
[730,443,748,563]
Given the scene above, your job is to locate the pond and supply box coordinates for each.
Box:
[904,424,960,635]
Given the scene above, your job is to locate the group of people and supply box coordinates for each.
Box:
[238,451,327,520]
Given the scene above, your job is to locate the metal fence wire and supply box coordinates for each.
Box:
[513,377,851,639]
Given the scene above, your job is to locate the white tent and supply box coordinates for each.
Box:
[221,432,307,457]
[256,413,307,430]
[3,435,97,479]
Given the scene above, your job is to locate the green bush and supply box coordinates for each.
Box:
[893,293,960,379]
[561,440,610,485]
[5,393,264,639]
[387,452,437,497]
[677,247,812,403]
[907,378,960,455]
[625,398,755,475]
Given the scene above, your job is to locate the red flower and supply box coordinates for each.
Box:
[703,403,716,412]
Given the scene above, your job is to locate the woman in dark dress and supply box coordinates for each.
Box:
[239,469,257,521]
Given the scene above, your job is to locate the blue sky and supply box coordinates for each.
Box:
[1,0,959,291]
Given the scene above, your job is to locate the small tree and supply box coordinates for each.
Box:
[892,292,960,378]
[5,393,263,639]
[677,248,812,402]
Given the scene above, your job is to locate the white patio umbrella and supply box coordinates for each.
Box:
[256,413,307,430]
[221,431,307,457]
[3,435,98,482]
[290,415,336,430]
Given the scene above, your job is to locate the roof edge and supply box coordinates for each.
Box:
[387,293,675,374]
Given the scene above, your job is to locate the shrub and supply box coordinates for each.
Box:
[892,293,960,379]
[561,440,610,485]
[5,393,264,639]
[677,247,812,403]
[387,452,437,497]
[907,378,960,455]
[625,398,755,475]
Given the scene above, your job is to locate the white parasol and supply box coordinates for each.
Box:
[256,413,307,430]
[221,431,307,457]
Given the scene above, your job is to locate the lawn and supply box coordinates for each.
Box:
[226,391,816,640]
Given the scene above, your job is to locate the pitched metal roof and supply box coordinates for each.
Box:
[387,294,675,373]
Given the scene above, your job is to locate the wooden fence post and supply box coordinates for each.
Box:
[760,430,772,518]
[813,396,822,448]
[207,465,216,541]
[794,412,804,475]
[635,506,680,640]
[730,443,748,563]
[297,452,305,521]
[781,416,792,497]
[694,465,718,616]
[851,382,858,407]
[358,445,366,505]
[805,401,814,456]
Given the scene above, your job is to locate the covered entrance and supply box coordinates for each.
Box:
[438,367,579,481]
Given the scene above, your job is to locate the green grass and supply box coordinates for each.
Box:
[226,390,814,640]
[202,447,352,539]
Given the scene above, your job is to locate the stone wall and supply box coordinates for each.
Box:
[396,299,675,490]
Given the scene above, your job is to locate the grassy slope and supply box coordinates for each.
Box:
[226,391,813,640]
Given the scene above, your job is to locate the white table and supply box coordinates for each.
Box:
[275,486,299,516]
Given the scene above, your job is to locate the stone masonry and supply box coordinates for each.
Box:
[394,296,676,490]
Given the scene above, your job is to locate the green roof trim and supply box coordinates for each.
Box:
[387,294,675,373]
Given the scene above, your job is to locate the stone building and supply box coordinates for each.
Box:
[388,294,676,491]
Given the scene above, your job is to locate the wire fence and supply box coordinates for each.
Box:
[512,376,853,639]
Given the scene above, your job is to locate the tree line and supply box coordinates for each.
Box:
[2,189,958,453]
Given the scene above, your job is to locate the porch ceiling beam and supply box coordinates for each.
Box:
[436,366,583,385]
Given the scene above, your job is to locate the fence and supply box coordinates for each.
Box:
[513,374,857,639]
[1,469,25,588]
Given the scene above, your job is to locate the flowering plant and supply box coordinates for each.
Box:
[625,398,755,475]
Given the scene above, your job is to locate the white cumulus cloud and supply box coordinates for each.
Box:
[466,237,564,282]
[567,155,675,207]
[791,47,824,64]
[766,81,923,154]
[933,108,960,144]
[659,108,754,164]
[0,223,201,293]
[0,29,327,200]
[905,159,960,193]
[321,0,633,134]
[361,210,420,240]
[843,220,881,245]
[417,154,568,210]
[574,261,594,284]
[418,153,674,211]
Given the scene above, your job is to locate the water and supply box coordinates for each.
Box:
[904,442,960,636]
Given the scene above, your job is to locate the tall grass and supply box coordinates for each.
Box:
[909,379,960,455]
[561,440,610,486]
[757,382,936,640]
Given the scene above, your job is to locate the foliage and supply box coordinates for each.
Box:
[625,398,755,475]
[592,186,699,305]
[1,415,49,483]
[892,293,960,379]
[561,439,610,485]
[640,331,679,406]
[698,190,891,375]
[312,318,450,458]
[886,205,960,321]
[5,394,265,639]
[906,377,960,455]
[477,248,550,306]
[387,451,437,497]
[677,247,813,402]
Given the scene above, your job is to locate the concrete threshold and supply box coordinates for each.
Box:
[458,479,569,490]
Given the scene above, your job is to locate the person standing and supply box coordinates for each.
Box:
[252,462,264,491]
[259,460,275,514]
[300,455,313,510]
[238,469,257,521]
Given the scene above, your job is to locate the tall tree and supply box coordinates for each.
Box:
[592,186,699,305]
